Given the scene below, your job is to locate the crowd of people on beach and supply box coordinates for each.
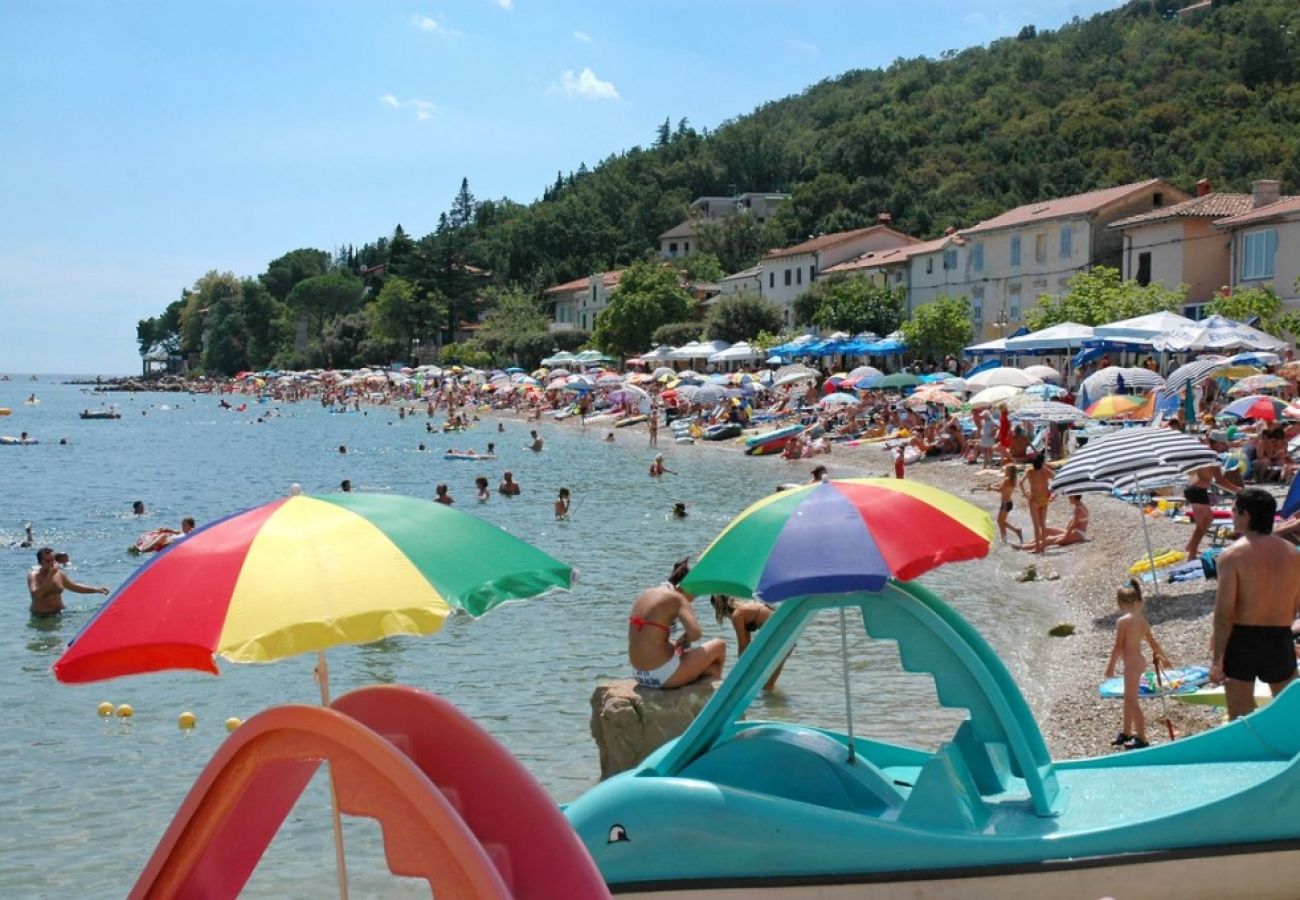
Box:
[14,342,1300,757]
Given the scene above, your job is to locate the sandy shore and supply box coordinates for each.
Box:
[526,406,1251,760]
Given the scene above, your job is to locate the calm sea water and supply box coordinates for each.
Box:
[0,378,1057,897]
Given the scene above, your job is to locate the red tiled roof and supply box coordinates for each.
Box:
[961,179,1178,235]
[543,270,624,296]
[1109,192,1254,229]
[821,236,948,274]
[1213,195,1300,228]
[763,225,919,261]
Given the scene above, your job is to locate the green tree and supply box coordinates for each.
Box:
[900,296,973,361]
[593,261,693,358]
[366,276,440,356]
[1208,284,1300,338]
[671,252,726,284]
[1025,266,1185,330]
[696,216,767,274]
[260,248,331,302]
[807,277,905,336]
[285,271,366,340]
[239,278,286,369]
[705,292,784,343]
[438,341,493,368]
[651,321,705,347]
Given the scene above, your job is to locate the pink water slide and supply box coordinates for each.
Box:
[128,685,609,899]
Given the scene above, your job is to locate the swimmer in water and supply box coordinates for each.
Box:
[27,547,109,616]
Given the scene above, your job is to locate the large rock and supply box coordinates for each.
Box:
[590,679,718,779]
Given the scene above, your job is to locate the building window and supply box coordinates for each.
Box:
[669,242,678,255]
[926,258,934,275]
[1008,286,1021,322]
[1153,192,1164,208]
[943,248,957,270]
[1059,227,1072,259]
[1010,235,1021,267]
[1241,229,1278,281]
[796,267,802,285]
[769,272,775,289]
[784,269,792,286]
[972,288,984,324]
[581,314,587,330]
[1136,252,1152,287]
[1034,234,1047,264]
[894,270,903,283]
[684,242,690,254]
[972,243,984,272]
[1182,303,1207,322]
[809,264,816,282]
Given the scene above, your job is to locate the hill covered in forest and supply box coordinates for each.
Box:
[140,0,1300,372]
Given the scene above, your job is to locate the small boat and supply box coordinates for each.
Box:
[744,424,803,456]
[615,415,648,429]
[0,435,38,445]
[442,452,495,462]
[703,423,743,441]
[565,582,1300,897]
[0,408,10,416]
[131,529,179,554]
[80,409,121,420]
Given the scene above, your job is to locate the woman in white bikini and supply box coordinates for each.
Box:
[627,559,726,689]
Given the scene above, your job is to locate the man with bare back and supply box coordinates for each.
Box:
[27,547,110,617]
[1210,489,1300,720]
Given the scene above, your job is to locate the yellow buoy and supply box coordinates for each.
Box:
[178,711,197,729]
[224,717,242,732]
[97,701,115,717]
[116,703,134,718]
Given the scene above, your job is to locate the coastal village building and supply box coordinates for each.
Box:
[657,191,790,259]
[1212,180,1300,311]
[545,271,623,332]
[820,237,949,315]
[750,223,920,326]
[907,179,1189,342]
[1109,179,1252,319]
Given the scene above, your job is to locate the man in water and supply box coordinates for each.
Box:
[340,479,352,492]
[527,430,544,452]
[1211,489,1300,720]
[27,547,110,616]
[181,517,196,534]
[132,500,145,516]
[498,471,521,496]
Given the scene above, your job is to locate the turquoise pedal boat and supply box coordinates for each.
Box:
[565,582,1300,898]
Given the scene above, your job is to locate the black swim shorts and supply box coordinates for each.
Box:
[1223,625,1298,684]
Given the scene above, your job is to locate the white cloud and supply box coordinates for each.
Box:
[552,67,619,101]
[379,94,437,122]
[574,30,591,43]
[410,12,462,37]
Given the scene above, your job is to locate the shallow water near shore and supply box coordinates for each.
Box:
[1,380,1059,896]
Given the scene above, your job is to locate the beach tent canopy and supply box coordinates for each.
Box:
[638,345,674,362]
[1003,322,1094,354]
[667,340,728,360]
[709,341,762,363]
[1151,315,1286,353]
[574,349,615,364]
[963,337,1008,357]
[1089,311,1200,346]
[540,351,578,366]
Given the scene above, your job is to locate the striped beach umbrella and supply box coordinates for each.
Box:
[1221,394,1289,421]
[1227,374,1291,397]
[1011,401,1093,425]
[53,492,574,685]
[1161,356,1230,398]
[1082,366,1165,398]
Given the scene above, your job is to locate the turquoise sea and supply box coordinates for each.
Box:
[0,378,1058,897]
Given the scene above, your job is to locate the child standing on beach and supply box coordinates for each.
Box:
[555,487,571,520]
[1104,579,1171,750]
[995,465,1024,543]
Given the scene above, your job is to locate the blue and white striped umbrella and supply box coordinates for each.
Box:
[1161,356,1230,398]
[1050,427,1217,495]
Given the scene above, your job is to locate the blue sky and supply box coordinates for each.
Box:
[0,0,1123,374]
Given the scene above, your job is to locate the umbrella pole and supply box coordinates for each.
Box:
[1133,477,1163,602]
[316,649,351,900]
[838,607,857,764]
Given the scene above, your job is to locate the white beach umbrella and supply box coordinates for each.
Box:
[847,365,883,381]
[941,377,969,395]
[1023,365,1062,384]
[968,385,1024,408]
[965,367,1038,390]
[819,392,861,408]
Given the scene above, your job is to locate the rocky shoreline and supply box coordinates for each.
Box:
[528,407,1244,761]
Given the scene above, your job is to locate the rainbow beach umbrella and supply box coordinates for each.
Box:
[681,478,993,603]
[53,492,574,686]
[1221,394,1288,422]
[1085,394,1145,419]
